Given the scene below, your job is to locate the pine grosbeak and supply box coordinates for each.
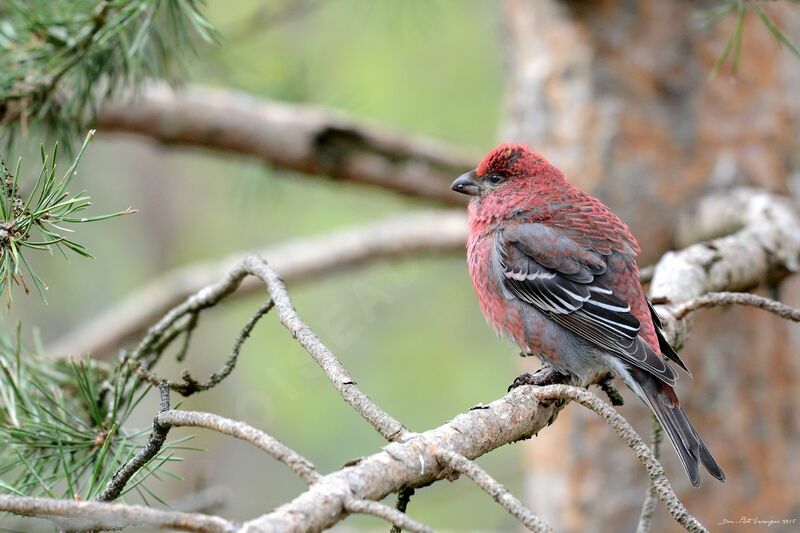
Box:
[451,143,724,486]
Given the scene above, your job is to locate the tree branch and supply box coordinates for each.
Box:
[133,301,275,396]
[96,83,477,205]
[50,210,467,358]
[672,291,800,322]
[240,383,564,532]
[390,487,416,533]
[246,256,412,442]
[637,415,664,533]
[534,387,705,533]
[0,494,237,532]
[116,254,411,444]
[649,188,800,349]
[343,498,433,533]
[96,381,172,502]
[436,450,553,532]
[156,409,320,485]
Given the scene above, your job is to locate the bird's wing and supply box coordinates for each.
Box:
[499,223,677,386]
[648,301,692,376]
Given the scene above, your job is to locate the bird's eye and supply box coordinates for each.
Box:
[486,173,504,184]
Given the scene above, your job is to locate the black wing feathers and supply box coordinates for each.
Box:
[500,225,678,386]
[648,301,692,376]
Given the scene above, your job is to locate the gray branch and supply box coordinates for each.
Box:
[241,384,564,532]
[534,386,706,533]
[96,381,172,502]
[649,188,800,349]
[0,494,237,532]
[672,291,800,322]
[157,409,320,484]
[96,83,477,205]
[343,498,433,533]
[50,210,468,358]
[436,450,554,532]
[636,415,664,533]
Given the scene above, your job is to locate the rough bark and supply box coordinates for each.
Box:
[501,1,800,530]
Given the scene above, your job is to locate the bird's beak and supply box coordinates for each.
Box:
[451,170,480,196]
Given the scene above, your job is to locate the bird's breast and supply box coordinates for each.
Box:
[467,231,526,347]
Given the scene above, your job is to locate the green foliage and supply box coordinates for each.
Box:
[0,0,217,143]
[700,0,800,74]
[0,328,193,502]
[0,131,134,302]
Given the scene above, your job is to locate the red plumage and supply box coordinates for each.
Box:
[453,143,724,486]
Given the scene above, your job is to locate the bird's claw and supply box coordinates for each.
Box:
[507,366,569,392]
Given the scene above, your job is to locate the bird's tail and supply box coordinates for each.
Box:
[629,368,725,487]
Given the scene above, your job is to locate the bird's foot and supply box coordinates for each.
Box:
[598,373,624,406]
[507,366,570,392]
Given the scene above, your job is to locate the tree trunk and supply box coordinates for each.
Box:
[501,0,800,530]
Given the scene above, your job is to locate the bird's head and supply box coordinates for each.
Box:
[451,143,562,199]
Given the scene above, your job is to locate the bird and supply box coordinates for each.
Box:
[450,143,725,487]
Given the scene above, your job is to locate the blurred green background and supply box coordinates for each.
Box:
[9,0,547,530]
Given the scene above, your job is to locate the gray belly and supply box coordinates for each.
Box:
[515,300,614,384]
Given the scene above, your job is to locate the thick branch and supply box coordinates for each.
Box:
[241,384,564,532]
[0,494,237,532]
[96,84,476,204]
[50,210,467,358]
[649,188,800,348]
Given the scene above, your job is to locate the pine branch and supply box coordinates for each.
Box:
[0,0,217,141]
[698,0,800,75]
[0,330,189,502]
[0,131,133,302]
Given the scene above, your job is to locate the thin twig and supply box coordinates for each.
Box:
[436,450,553,533]
[152,301,273,396]
[99,385,319,501]
[534,385,707,533]
[0,494,236,532]
[157,409,320,484]
[390,487,415,533]
[637,414,664,533]
[173,300,273,395]
[672,291,800,321]
[344,498,433,533]
[243,255,412,442]
[95,381,172,502]
[119,255,409,443]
